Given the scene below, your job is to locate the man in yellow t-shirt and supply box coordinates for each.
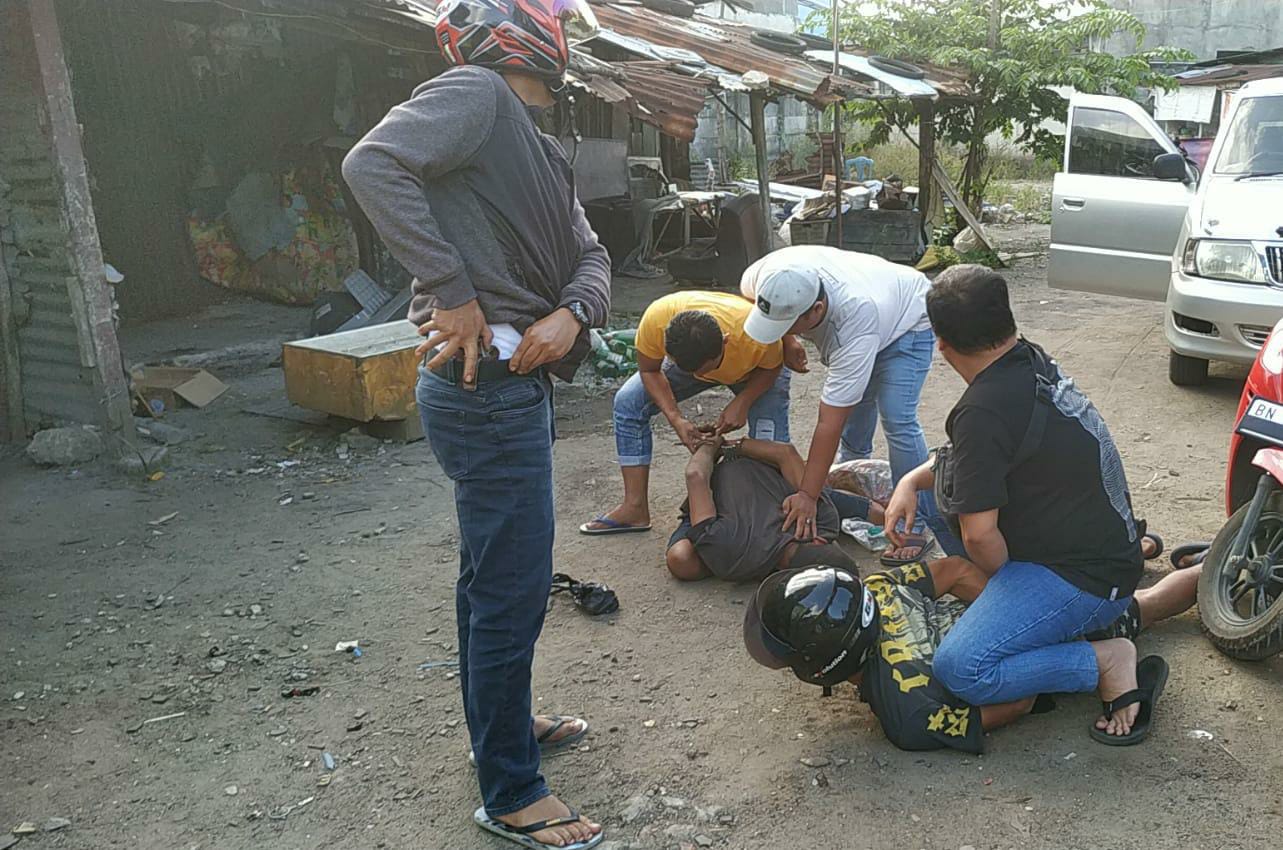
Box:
[580,291,791,535]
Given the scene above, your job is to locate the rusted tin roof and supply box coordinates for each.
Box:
[1175,64,1283,88]
[569,57,712,142]
[590,3,871,103]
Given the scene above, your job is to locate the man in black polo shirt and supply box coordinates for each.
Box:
[883,265,1158,744]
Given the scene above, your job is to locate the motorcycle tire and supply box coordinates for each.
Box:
[868,55,927,80]
[640,0,695,17]
[750,30,809,55]
[795,31,833,51]
[1197,488,1283,660]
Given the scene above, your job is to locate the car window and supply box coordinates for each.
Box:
[1214,95,1283,175]
[1068,107,1167,178]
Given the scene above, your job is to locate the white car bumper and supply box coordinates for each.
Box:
[1165,270,1283,364]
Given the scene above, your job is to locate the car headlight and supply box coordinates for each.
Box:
[1181,239,1267,283]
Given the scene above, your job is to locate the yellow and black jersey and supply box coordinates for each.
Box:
[858,564,985,754]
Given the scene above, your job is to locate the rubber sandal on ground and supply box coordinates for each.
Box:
[578,515,651,536]
[473,805,604,850]
[1089,655,1169,747]
[1142,531,1164,560]
[1170,542,1210,570]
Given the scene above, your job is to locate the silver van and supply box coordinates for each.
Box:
[1049,78,1283,385]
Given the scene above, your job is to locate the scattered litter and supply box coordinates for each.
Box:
[841,519,890,552]
[1064,752,1077,761]
[11,692,23,701]
[322,752,336,771]
[799,757,830,768]
[346,721,364,733]
[126,711,187,733]
[281,686,320,699]
[317,774,332,788]
[335,640,362,658]
[268,727,287,737]
[40,817,70,833]
[1188,729,1215,741]
[249,603,264,616]
[147,511,179,527]
[12,823,37,836]
[224,785,239,796]
[417,660,459,671]
[207,659,228,674]
[279,495,294,507]
[983,777,994,786]
[354,709,368,720]
[643,720,657,728]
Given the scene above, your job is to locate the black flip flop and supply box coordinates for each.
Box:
[469,715,589,766]
[880,533,934,567]
[1170,542,1210,570]
[1089,655,1169,746]
[1142,531,1164,560]
[474,805,604,850]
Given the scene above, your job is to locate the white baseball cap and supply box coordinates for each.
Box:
[743,267,822,344]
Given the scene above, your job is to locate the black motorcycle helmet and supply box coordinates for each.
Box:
[743,567,880,687]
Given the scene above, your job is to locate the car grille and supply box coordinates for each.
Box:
[1269,246,1283,284]
[1240,324,1273,347]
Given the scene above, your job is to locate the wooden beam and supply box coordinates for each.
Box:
[931,160,1002,261]
[28,0,136,447]
[749,91,773,258]
[915,98,935,228]
[0,246,24,441]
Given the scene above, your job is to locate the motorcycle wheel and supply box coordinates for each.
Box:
[1198,488,1283,660]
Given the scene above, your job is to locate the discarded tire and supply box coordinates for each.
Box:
[640,0,695,17]
[869,55,926,80]
[750,30,809,55]
[795,31,833,51]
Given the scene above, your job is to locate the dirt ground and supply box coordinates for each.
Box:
[4,224,1282,850]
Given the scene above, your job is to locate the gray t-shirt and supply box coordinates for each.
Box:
[682,457,841,582]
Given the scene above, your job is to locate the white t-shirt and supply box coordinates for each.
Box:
[489,323,522,359]
[741,246,932,407]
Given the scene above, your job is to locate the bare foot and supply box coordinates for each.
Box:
[882,544,924,561]
[497,794,600,847]
[1093,638,1139,736]
[582,504,649,531]
[1141,536,1159,559]
[533,715,586,744]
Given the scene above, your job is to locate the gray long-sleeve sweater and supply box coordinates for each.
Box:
[341,66,611,380]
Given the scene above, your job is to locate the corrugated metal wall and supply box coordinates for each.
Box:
[0,0,102,431]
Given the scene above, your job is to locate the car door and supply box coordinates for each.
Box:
[1049,94,1196,301]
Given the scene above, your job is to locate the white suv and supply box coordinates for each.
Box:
[1049,78,1283,385]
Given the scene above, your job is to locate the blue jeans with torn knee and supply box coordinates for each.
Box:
[416,366,556,816]
[614,362,791,466]
[837,327,961,555]
[932,560,1132,705]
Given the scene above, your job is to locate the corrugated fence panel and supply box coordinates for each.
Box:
[0,0,101,430]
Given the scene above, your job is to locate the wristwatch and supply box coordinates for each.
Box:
[566,300,591,329]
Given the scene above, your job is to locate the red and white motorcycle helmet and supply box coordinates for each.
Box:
[435,0,599,78]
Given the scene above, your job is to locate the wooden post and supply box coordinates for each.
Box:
[916,98,936,229]
[749,90,772,257]
[0,249,24,441]
[28,0,135,449]
[831,0,843,248]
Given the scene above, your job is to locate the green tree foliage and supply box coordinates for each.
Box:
[837,0,1190,213]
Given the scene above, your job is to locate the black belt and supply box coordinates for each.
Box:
[429,356,532,385]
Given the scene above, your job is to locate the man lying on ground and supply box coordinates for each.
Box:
[665,436,884,583]
[744,554,1203,753]
[582,292,791,536]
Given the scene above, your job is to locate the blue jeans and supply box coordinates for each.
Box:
[933,560,1132,705]
[416,367,556,816]
[614,363,791,466]
[837,327,961,555]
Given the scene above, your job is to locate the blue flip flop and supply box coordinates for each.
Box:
[578,515,651,535]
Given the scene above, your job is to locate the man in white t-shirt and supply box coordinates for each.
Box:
[740,246,958,557]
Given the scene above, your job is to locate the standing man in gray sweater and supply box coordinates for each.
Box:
[342,1,608,847]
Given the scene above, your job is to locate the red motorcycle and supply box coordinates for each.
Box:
[1205,318,1283,659]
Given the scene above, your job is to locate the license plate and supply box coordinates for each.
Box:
[1237,397,1283,446]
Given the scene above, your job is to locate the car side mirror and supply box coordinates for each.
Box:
[1153,152,1190,183]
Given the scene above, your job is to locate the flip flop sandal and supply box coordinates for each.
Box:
[469,716,589,767]
[474,805,604,850]
[1170,542,1210,570]
[578,515,651,536]
[879,533,935,567]
[1142,531,1164,560]
[1089,654,1169,747]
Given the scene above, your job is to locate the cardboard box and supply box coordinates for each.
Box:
[133,367,229,415]
[282,321,421,422]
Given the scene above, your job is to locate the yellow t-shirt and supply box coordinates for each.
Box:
[634,291,783,385]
